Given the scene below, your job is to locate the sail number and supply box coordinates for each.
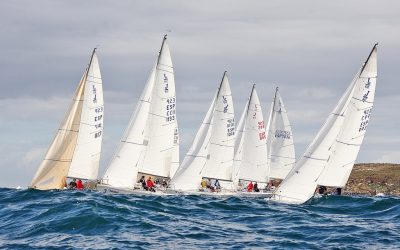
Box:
[359,108,372,132]
[227,118,235,136]
[166,97,176,122]
[94,106,103,139]
[258,121,266,140]
[275,130,291,139]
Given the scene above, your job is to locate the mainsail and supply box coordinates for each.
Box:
[170,72,235,191]
[30,49,104,190]
[266,88,296,180]
[102,35,178,189]
[233,85,268,183]
[272,44,378,204]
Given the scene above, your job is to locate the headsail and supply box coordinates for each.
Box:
[272,44,378,204]
[316,45,378,187]
[102,35,178,189]
[266,88,296,180]
[201,73,235,181]
[31,49,104,190]
[233,85,268,183]
[68,51,104,180]
[171,72,235,190]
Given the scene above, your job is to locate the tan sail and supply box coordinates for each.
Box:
[30,71,86,190]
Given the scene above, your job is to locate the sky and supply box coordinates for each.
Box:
[0,1,399,187]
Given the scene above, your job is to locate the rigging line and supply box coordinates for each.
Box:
[121,140,144,146]
[303,155,329,161]
[336,140,361,146]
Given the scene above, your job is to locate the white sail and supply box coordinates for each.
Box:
[102,64,155,188]
[170,92,217,190]
[200,73,235,182]
[31,49,103,190]
[234,85,268,183]
[102,35,178,189]
[317,46,377,187]
[267,88,296,180]
[171,72,235,190]
[232,99,248,182]
[169,123,180,177]
[68,51,104,180]
[139,39,176,178]
[272,44,378,204]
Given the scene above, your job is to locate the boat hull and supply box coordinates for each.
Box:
[235,191,273,198]
[97,184,172,196]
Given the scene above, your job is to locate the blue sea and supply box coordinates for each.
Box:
[0,188,399,249]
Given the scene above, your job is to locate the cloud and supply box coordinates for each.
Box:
[1,0,399,187]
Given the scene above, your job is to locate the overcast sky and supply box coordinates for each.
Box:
[0,1,399,187]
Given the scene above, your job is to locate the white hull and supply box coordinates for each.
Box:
[235,191,273,198]
[165,188,236,197]
[97,184,172,196]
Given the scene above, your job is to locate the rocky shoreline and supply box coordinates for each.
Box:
[343,163,400,196]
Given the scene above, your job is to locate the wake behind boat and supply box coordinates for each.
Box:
[30,49,104,190]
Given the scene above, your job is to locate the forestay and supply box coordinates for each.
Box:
[266,88,296,180]
[31,49,104,190]
[233,85,268,183]
[272,44,378,204]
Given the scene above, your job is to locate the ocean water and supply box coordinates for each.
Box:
[0,188,399,249]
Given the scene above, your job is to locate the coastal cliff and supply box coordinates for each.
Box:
[344,163,400,196]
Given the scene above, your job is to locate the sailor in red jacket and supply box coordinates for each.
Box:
[76,179,84,190]
[247,181,254,192]
[146,177,156,192]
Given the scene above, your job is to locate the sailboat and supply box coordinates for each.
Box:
[30,49,104,190]
[266,87,296,180]
[169,72,236,195]
[271,44,378,204]
[98,35,178,195]
[233,84,270,197]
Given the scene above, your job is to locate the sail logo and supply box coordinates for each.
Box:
[92,85,97,103]
[359,108,372,132]
[275,130,291,139]
[258,121,265,130]
[259,132,266,140]
[164,74,169,93]
[365,78,371,89]
[222,96,229,113]
[227,118,235,136]
[362,91,370,102]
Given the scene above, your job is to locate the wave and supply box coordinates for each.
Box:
[0,188,399,249]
